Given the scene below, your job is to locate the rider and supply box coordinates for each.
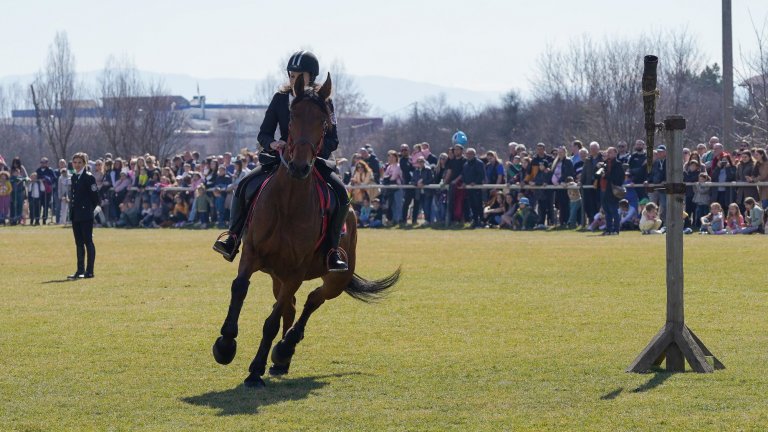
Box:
[213,50,350,272]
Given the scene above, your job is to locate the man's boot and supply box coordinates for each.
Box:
[327,200,349,272]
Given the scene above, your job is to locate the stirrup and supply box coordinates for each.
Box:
[326,248,349,272]
[212,231,239,262]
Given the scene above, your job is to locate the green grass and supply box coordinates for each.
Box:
[2,226,767,431]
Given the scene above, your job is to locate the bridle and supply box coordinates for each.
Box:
[279,93,330,172]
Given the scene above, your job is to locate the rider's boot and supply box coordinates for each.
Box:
[213,195,246,262]
[327,198,350,272]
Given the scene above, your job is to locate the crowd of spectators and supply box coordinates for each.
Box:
[1,134,767,235]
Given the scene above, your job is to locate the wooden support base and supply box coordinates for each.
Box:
[627,323,725,373]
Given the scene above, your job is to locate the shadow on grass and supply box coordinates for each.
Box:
[600,388,623,400]
[41,279,79,284]
[631,370,673,393]
[181,372,362,415]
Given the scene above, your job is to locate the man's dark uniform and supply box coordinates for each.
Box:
[69,169,99,278]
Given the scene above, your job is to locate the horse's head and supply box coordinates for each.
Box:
[284,73,332,179]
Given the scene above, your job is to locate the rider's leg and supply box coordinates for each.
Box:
[213,165,269,260]
[321,166,350,272]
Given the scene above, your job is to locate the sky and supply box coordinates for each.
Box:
[1,0,767,93]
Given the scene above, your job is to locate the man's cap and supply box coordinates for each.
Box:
[657,145,667,151]
[519,197,530,205]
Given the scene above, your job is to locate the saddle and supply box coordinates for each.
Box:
[245,166,336,252]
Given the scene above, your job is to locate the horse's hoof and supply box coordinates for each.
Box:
[270,340,295,367]
[244,374,265,388]
[212,336,236,365]
[269,364,290,376]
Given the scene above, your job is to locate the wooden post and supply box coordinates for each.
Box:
[627,115,725,373]
[722,0,734,145]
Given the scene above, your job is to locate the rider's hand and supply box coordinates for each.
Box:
[270,140,287,151]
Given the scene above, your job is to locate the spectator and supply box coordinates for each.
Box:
[9,168,26,225]
[650,145,668,217]
[420,142,438,166]
[170,194,189,227]
[692,172,712,228]
[212,166,232,229]
[116,198,141,228]
[512,197,537,230]
[447,144,467,224]
[551,146,575,227]
[570,140,584,166]
[359,147,381,184]
[483,190,505,227]
[580,142,603,223]
[597,147,625,235]
[700,202,724,234]
[462,148,486,228]
[683,159,702,227]
[485,151,505,185]
[58,168,71,226]
[27,172,43,225]
[499,193,516,229]
[724,202,745,234]
[532,159,553,228]
[382,150,404,225]
[36,157,56,224]
[358,198,372,227]
[640,201,662,234]
[710,154,736,210]
[506,155,523,185]
[0,171,10,225]
[350,160,378,211]
[431,153,449,224]
[193,185,212,228]
[736,197,763,234]
[410,156,433,226]
[616,141,630,165]
[619,199,639,231]
[10,157,28,178]
[399,144,415,224]
[735,151,758,210]
[753,148,768,209]
[368,198,384,228]
[565,176,582,228]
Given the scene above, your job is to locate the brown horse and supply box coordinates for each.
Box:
[212,73,400,388]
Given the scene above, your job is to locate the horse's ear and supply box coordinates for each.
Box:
[318,72,332,100]
[293,74,305,97]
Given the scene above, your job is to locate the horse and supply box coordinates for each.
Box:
[212,73,401,388]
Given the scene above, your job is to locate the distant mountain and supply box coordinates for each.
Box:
[0,71,504,116]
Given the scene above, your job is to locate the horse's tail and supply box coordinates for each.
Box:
[344,267,401,303]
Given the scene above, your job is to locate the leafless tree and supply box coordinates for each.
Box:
[30,31,82,160]
[97,57,189,160]
[326,60,370,118]
[736,14,768,146]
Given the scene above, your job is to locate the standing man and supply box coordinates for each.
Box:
[651,145,668,217]
[462,148,486,228]
[67,152,99,280]
[580,141,603,224]
[628,139,648,201]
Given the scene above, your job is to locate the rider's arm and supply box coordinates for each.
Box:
[320,99,339,159]
[257,92,284,154]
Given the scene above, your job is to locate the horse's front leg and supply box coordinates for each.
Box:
[212,258,259,366]
[245,278,301,388]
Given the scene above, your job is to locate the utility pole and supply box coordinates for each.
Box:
[722,0,734,146]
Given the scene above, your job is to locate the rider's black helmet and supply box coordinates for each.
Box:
[286,50,319,83]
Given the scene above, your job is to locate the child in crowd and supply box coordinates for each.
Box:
[171,194,189,227]
[692,172,711,228]
[618,198,638,231]
[140,201,154,228]
[565,176,582,228]
[639,202,662,234]
[368,198,383,228]
[10,168,27,225]
[736,197,763,234]
[587,208,606,233]
[724,203,745,234]
[700,202,724,234]
[358,198,372,227]
[193,185,212,228]
[58,168,71,226]
[0,171,11,225]
[26,172,42,225]
[512,197,537,230]
[483,191,505,227]
[499,193,516,229]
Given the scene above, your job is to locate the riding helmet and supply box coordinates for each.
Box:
[286,50,320,82]
[452,131,468,146]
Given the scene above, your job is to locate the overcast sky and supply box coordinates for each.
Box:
[1,0,767,93]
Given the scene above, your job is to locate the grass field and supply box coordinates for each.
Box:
[2,226,767,431]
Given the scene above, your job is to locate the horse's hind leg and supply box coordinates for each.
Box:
[270,274,349,373]
[244,279,301,387]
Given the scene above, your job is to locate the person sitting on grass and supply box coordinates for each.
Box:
[692,172,711,228]
[170,194,189,227]
[358,198,372,228]
[618,198,638,231]
[499,193,516,229]
[512,197,537,230]
[587,208,606,233]
[700,202,724,234]
[639,201,662,234]
[368,198,384,228]
[735,197,763,234]
[724,202,745,234]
